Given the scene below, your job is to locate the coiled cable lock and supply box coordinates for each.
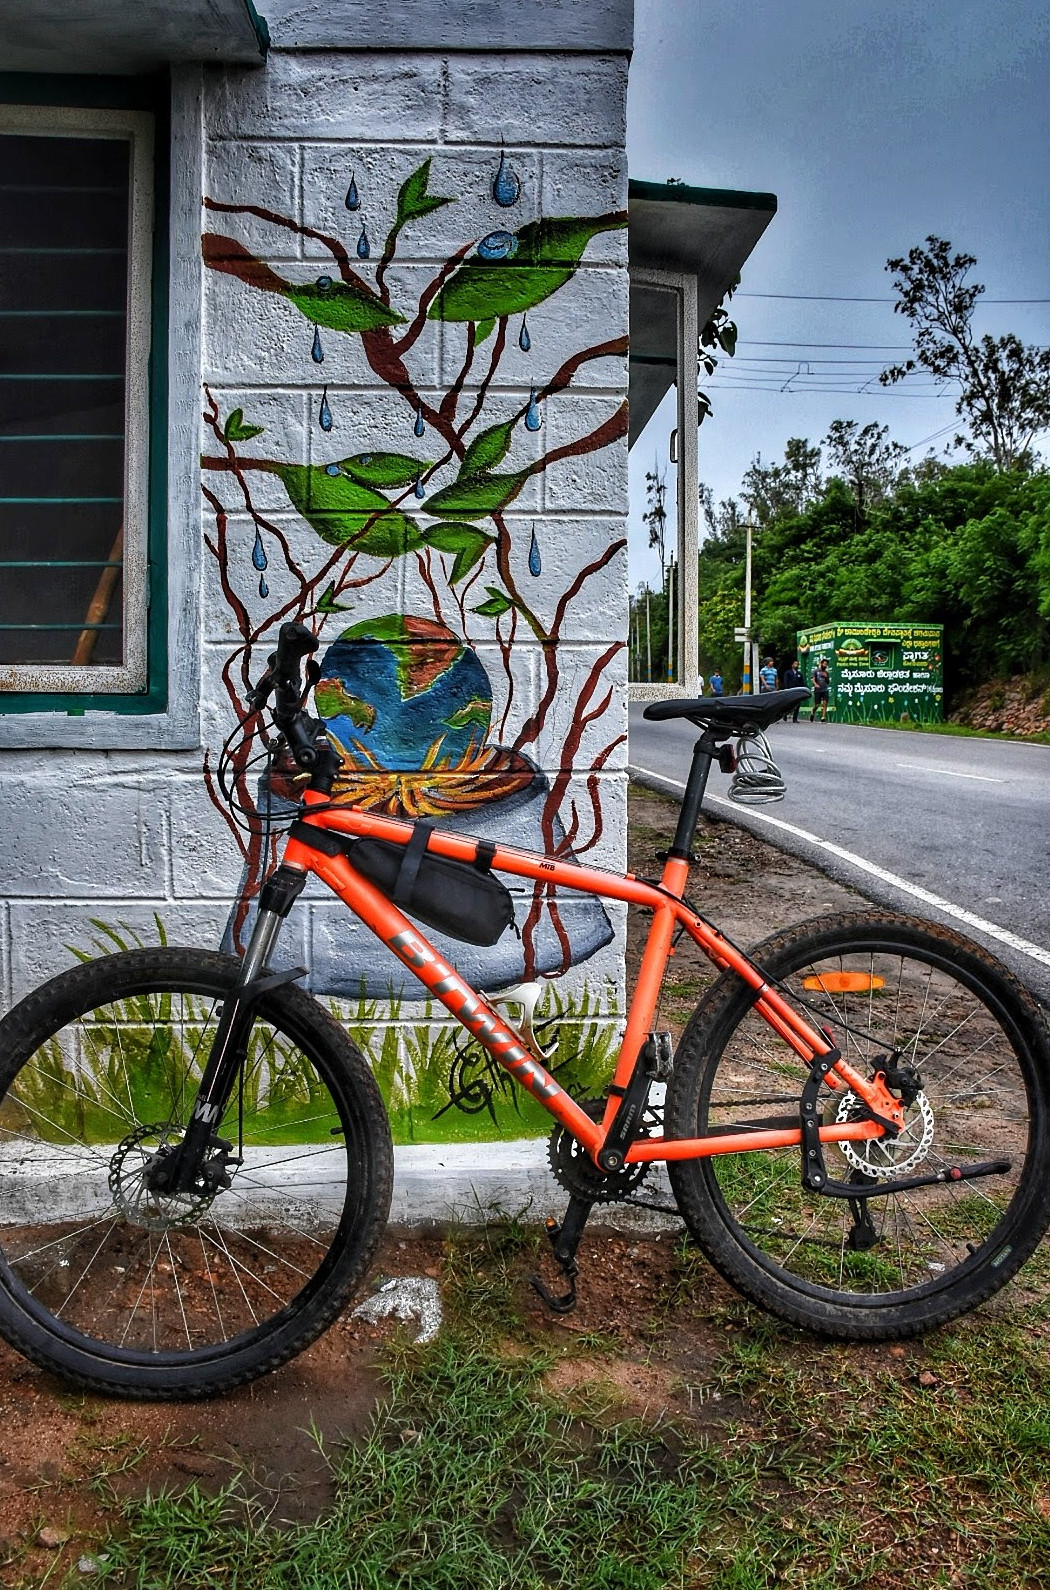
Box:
[728,726,787,804]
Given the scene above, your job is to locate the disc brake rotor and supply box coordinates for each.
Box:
[109,1124,215,1232]
[835,1089,935,1179]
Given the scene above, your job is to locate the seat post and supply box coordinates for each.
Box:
[668,732,719,859]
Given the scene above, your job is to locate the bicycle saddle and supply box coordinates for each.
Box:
[642,687,810,733]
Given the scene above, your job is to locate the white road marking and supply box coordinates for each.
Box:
[894,761,1004,783]
[629,764,1050,970]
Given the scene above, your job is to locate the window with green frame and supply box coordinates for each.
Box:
[0,75,168,716]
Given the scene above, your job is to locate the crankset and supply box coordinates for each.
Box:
[548,1099,650,1203]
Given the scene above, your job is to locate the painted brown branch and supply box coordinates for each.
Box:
[201,207,472,466]
[203,199,363,291]
[457,318,508,440]
[514,537,626,755]
[523,400,628,484]
[415,548,447,626]
[540,335,629,402]
[521,642,622,972]
[202,388,311,611]
[575,733,625,859]
[392,239,475,357]
[440,321,478,425]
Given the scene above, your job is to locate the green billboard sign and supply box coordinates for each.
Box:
[795,621,944,724]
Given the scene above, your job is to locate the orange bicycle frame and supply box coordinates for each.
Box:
[281,791,902,1166]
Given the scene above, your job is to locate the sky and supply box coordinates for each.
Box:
[625,0,1050,589]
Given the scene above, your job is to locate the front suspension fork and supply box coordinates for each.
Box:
[149,895,305,1195]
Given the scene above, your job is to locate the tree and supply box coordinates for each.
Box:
[643,461,668,579]
[741,437,822,524]
[824,420,907,515]
[882,236,1050,471]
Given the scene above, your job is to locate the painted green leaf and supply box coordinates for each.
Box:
[474,317,496,345]
[316,582,350,613]
[338,452,433,489]
[422,521,493,583]
[395,158,454,228]
[473,586,515,618]
[285,279,405,333]
[274,463,423,556]
[224,408,265,443]
[424,469,529,521]
[428,212,626,324]
[459,416,518,478]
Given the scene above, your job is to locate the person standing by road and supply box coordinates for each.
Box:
[696,669,705,697]
[759,656,778,692]
[782,658,805,721]
[810,657,831,722]
[709,669,724,696]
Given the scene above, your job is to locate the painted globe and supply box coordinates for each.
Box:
[315,614,494,771]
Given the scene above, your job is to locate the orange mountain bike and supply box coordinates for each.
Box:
[1,623,1048,1399]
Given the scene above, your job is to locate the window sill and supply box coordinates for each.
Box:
[0,697,199,751]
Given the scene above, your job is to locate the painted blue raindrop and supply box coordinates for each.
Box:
[525,387,541,431]
[414,404,425,438]
[315,274,334,293]
[325,463,342,476]
[528,526,542,577]
[319,388,333,431]
[356,223,370,260]
[518,316,531,353]
[311,325,324,363]
[491,149,521,207]
[251,527,268,572]
[259,573,269,599]
[477,230,518,261]
[414,470,426,500]
[345,173,360,211]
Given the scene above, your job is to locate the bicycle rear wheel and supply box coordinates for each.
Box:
[667,913,1050,1338]
[0,948,393,1398]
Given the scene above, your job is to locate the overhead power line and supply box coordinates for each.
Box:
[736,292,1050,304]
[738,339,912,350]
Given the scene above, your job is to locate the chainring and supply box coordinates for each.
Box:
[548,1099,650,1204]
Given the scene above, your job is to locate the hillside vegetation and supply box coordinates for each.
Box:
[695,459,1050,709]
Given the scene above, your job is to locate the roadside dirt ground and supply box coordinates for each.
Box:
[0,786,868,1582]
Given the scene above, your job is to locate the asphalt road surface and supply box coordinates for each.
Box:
[628,705,1050,1006]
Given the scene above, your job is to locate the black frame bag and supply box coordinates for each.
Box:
[346,821,516,947]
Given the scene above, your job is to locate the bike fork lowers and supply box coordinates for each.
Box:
[149,869,308,1196]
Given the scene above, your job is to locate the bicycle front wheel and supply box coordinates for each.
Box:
[0,949,393,1398]
[667,913,1050,1338]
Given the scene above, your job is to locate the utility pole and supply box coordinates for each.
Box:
[667,554,675,682]
[742,520,754,693]
[645,586,652,682]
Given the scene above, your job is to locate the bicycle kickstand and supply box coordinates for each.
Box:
[529,1194,593,1314]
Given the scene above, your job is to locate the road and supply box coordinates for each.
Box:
[628,706,1050,1004]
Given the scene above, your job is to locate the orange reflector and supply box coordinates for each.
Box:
[802,972,886,993]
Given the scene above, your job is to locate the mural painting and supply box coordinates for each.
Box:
[200,154,629,1136]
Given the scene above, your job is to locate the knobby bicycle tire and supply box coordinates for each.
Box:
[666,912,1050,1339]
[0,949,393,1398]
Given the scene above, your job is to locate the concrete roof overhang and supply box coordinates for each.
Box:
[628,178,777,445]
[0,0,269,73]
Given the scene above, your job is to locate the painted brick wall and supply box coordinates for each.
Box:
[0,38,631,1141]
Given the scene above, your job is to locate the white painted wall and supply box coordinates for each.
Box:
[0,14,633,1148]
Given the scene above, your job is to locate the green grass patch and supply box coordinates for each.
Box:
[94,1337,737,1590]
[851,718,1050,745]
